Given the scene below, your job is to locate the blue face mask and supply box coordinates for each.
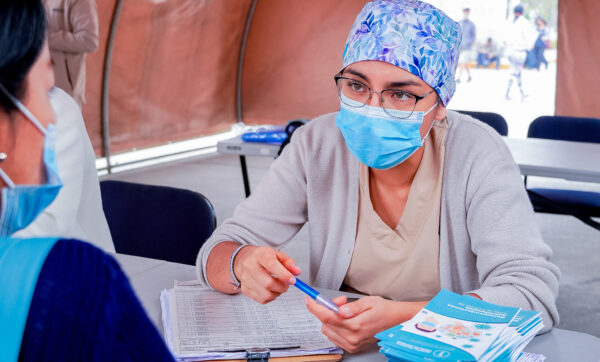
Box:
[336,94,438,169]
[0,85,62,236]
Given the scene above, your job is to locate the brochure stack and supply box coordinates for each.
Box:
[376,289,543,362]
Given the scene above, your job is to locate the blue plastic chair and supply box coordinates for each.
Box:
[526,116,600,230]
[456,110,509,136]
[100,180,217,265]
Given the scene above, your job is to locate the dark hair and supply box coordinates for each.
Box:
[0,0,47,114]
[513,5,524,15]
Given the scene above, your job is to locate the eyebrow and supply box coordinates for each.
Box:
[343,68,422,89]
[387,80,422,88]
[343,68,370,82]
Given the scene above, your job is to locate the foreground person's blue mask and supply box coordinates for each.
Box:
[336,94,438,169]
[0,85,62,236]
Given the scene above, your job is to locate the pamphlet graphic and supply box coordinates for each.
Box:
[438,321,491,342]
[415,316,438,333]
[403,310,506,358]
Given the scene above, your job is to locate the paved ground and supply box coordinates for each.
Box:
[451,60,557,139]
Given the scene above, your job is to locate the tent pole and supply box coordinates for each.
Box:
[236,0,259,125]
[101,0,124,173]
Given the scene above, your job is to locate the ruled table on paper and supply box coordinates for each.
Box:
[167,282,337,356]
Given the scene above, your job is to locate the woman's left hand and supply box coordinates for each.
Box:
[305,295,427,353]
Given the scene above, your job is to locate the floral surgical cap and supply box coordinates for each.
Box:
[342,0,462,106]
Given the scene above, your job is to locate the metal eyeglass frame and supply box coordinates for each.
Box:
[334,74,435,119]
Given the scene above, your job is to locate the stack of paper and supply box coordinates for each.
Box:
[160,281,343,361]
[375,289,544,362]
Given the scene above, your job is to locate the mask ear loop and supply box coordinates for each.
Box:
[0,83,48,188]
[0,83,48,136]
[421,101,439,144]
[0,168,15,188]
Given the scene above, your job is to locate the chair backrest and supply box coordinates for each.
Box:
[456,110,509,136]
[527,115,600,143]
[100,180,217,265]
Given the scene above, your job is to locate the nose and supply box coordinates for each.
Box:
[367,91,384,108]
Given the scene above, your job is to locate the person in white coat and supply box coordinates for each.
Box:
[14,87,114,252]
[504,4,537,100]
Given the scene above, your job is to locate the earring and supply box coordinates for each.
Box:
[0,153,6,162]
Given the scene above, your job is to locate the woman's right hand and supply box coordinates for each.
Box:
[233,245,302,304]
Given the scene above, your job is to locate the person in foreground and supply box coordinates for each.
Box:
[0,1,173,360]
[196,0,560,353]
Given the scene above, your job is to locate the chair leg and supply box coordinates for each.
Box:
[239,155,251,198]
[527,190,600,232]
[576,216,600,231]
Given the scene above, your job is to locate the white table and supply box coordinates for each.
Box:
[116,253,600,362]
[217,137,281,197]
[504,137,600,183]
[218,136,600,196]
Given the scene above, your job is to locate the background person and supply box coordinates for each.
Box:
[504,4,536,100]
[477,37,501,69]
[43,0,99,106]
[456,8,476,83]
[533,17,549,70]
[197,0,559,353]
[0,1,172,360]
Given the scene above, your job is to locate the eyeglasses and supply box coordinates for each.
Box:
[334,74,435,119]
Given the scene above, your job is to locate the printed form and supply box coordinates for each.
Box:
[161,281,341,360]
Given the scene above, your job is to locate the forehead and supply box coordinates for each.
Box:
[344,60,428,87]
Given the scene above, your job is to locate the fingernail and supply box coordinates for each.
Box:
[289,276,296,285]
[304,297,310,305]
[339,305,352,317]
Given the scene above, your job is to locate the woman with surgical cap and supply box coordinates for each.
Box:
[197,0,559,352]
[0,1,173,360]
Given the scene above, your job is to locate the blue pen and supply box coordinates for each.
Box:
[293,278,339,313]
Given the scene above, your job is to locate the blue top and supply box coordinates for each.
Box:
[18,239,175,361]
[0,237,58,362]
[459,19,477,50]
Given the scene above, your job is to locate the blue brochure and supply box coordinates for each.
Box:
[376,289,543,362]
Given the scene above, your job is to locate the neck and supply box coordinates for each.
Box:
[0,112,45,187]
[369,146,425,189]
[0,114,11,190]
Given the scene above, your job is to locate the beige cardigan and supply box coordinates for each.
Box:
[44,0,99,105]
[197,110,560,333]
